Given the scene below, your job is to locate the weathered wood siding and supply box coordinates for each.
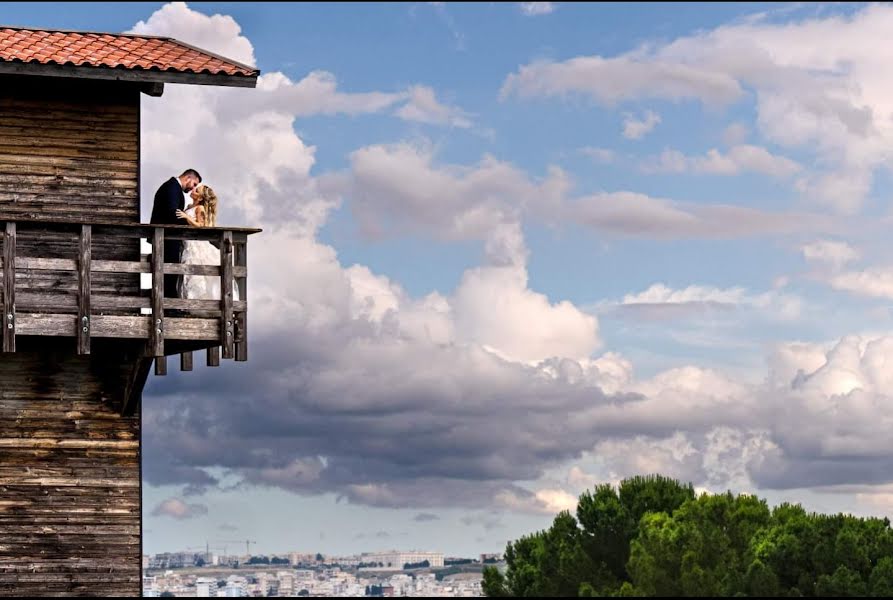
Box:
[0,76,144,596]
[0,76,141,311]
[0,342,142,596]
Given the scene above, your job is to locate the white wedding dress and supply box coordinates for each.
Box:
[179,208,240,302]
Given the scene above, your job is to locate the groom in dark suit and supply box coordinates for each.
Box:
[150,169,202,298]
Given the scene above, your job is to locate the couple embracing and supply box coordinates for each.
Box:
[150,169,239,302]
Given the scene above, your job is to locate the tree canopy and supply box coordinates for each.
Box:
[482,474,893,597]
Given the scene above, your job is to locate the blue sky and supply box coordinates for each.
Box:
[10,1,893,559]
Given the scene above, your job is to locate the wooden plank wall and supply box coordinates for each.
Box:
[0,76,141,312]
[0,76,144,595]
[0,342,142,596]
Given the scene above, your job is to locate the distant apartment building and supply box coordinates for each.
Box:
[196,577,217,597]
[143,575,159,598]
[277,571,296,596]
[225,575,248,598]
[359,551,445,571]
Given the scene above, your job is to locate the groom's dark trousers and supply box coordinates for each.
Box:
[150,177,188,299]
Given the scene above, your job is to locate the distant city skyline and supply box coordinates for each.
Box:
[7,1,893,558]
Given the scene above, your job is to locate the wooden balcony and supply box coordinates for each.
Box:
[0,218,261,382]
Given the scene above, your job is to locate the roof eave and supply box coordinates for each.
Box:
[0,60,258,88]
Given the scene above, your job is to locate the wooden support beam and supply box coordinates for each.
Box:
[220,230,234,359]
[154,355,167,376]
[3,222,15,352]
[235,242,247,362]
[141,82,165,97]
[77,224,91,355]
[121,355,153,417]
[207,346,220,367]
[180,351,193,372]
[150,227,164,357]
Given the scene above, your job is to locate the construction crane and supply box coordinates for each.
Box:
[216,540,257,557]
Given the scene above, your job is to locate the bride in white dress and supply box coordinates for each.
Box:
[175,185,240,301]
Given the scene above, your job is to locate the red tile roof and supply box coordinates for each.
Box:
[0,26,259,78]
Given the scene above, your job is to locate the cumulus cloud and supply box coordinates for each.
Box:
[503,3,893,213]
[333,142,570,242]
[799,241,893,302]
[494,488,578,515]
[801,240,860,270]
[137,3,893,520]
[131,1,256,66]
[595,282,802,322]
[394,85,472,128]
[622,110,661,140]
[139,2,607,513]
[646,145,801,178]
[151,498,209,520]
[519,2,556,16]
[501,55,743,106]
[826,268,893,301]
[565,191,836,240]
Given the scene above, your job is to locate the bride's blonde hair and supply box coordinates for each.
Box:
[196,185,218,227]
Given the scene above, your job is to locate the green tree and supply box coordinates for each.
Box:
[482,566,510,597]
[483,474,893,598]
[816,565,867,597]
[744,559,780,597]
[618,474,695,528]
[577,483,631,586]
[869,556,893,597]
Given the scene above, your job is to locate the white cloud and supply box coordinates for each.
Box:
[503,4,893,213]
[566,465,601,491]
[495,487,578,514]
[335,142,570,242]
[622,110,661,140]
[801,240,860,270]
[136,3,893,518]
[580,146,616,163]
[140,2,605,511]
[827,268,893,301]
[151,497,209,520]
[621,283,748,306]
[131,1,256,66]
[647,145,801,178]
[565,190,834,239]
[253,70,407,117]
[519,2,556,16]
[501,55,743,106]
[800,242,893,303]
[394,85,472,128]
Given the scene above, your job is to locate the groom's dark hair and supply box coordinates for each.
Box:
[180,168,202,182]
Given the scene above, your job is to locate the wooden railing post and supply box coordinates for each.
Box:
[3,222,15,353]
[180,351,193,371]
[150,227,165,360]
[235,240,247,362]
[207,346,220,367]
[220,230,234,359]
[77,224,91,355]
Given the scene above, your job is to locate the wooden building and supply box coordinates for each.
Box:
[0,27,260,596]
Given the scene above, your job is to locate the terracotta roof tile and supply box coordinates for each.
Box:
[0,26,258,78]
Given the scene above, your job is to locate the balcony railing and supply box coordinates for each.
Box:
[0,219,261,374]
